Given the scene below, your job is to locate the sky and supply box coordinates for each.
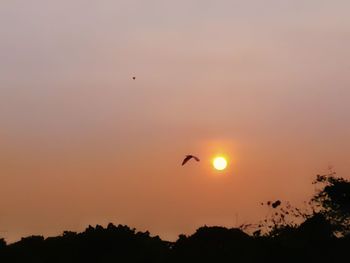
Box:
[1,0,350,242]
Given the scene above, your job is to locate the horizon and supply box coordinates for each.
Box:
[1,0,350,243]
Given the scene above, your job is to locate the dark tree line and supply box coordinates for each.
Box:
[1,173,350,263]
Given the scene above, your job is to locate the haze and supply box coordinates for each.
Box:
[1,0,350,242]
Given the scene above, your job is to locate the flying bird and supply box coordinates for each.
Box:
[182,155,200,166]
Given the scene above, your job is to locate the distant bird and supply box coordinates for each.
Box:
[132,76,136,80]
[182,155,200,166]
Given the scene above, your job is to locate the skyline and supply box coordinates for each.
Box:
[1,1,350,242]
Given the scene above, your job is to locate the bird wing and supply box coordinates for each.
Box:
[182,155,192,165]
[193,156,200,162]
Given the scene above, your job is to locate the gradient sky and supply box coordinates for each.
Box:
[1,0,350,242]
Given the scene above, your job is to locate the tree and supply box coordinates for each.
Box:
[312,172,350,235]
[0,238,6,249]
[258,200,311,237]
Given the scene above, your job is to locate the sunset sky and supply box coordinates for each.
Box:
[1,0,350,242]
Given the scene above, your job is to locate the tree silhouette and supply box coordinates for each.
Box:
[0,238,6,250]
[1,173,350,262]
[312,172,350,235]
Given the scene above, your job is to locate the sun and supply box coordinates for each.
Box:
[213,156,227,171]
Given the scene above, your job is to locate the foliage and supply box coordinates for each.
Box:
[255,200,312,237]
[312,171,350,235]
[1,173,350,262]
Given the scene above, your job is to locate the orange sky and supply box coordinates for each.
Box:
[1,1,350,242]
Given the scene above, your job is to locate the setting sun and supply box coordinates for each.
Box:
[213,156,228,171]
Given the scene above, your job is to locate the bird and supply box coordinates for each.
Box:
[182,155,200,166]
[132,76,136,80]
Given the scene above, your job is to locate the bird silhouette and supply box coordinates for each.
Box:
[182,155,200,166]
